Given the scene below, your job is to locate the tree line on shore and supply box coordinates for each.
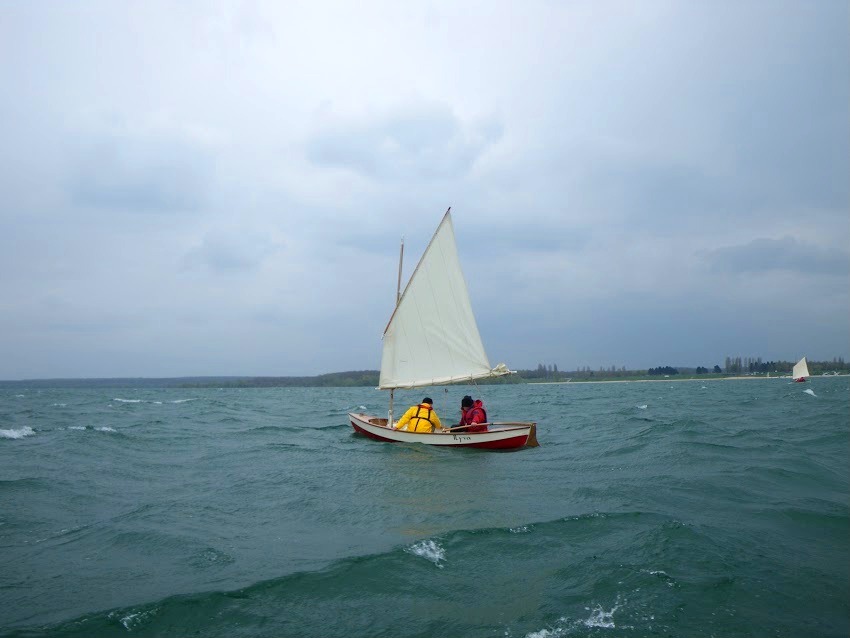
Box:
[161,357,850,387]
[722,356,847,375]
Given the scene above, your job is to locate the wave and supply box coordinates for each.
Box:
[109,607,158,632]
[110,397,200,406]
[405,539,446,568]
[525,597,624,636]
[317,422,352,431]
[18,507,837,638]
[16,511,666,637]
[187,546,235,569]
[5,383,846,638]
[759,502,850,530]
[0,476,48,491]
[0,425,35,439]
[264,442,304,450]
[243,422,351,436]
[63,425,118,433]
[600,440,649,456]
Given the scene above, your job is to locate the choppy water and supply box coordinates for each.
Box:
[1,379,848,637]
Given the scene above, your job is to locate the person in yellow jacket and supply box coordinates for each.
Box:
[395,397,444,433]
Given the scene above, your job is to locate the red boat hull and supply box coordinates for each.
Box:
[348,413,538,449]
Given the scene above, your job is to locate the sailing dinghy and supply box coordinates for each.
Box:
[792,357,809,383]
[349,208,539,450]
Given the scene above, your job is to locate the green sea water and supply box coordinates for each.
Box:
[1,378,848,637]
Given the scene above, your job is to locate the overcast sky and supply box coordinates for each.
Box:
[1,1,848,379]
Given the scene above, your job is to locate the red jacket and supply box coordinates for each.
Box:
[460,400,488,432]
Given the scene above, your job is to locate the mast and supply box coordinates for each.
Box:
[396,237,404,305]
[388,236,404,426]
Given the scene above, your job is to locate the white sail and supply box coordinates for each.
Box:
[379,210,510,390]
[792,357,809,379]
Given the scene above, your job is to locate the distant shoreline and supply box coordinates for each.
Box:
[529,375,816,385]
[1,373,845,389]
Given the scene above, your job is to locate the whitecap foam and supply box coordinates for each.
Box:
[113,398,142,403]
[15,394,25,398]
[109,608,158,631]
[0,426,35,439]
[96,426,116,432]
[406,539,445,567]
[52,403,67,407]
[509,525,531,533]
[636,404,648,410]
[68,426,87,430]
[525,623,567,638]
[643,568,676,586]
[171,398,197,403]
[358,405,367,410]
[804,389,817,397]
[583,599,621,629]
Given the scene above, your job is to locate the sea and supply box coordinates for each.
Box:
[1,378,848,638]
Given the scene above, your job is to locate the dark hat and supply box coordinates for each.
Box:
[461,395,473,408]
[422,397,433,404]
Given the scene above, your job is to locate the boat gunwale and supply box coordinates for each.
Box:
[348,412,535,435]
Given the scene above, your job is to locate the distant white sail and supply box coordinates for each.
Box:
[379,211,509,390]
[792,357,809,379]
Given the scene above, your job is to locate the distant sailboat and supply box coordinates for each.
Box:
[792,357,809,383]
[348,208,539,449]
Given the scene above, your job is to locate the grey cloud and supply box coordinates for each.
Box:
[2,305,142,335]
[70,137,213,213]
[184,231,283,273]
[494,1,850,233]
[306,104,502,180]
[580,155,724,223]
[463,221,590,259]
[705,236,849,275]
[461,143,732,237]
[2,1,848,379]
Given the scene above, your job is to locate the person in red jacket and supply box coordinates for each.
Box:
[457,395,488,432]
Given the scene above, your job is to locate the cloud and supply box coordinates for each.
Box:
[70,135,213,213]
[306,103,502,180]
[183,229,284,273]
[0,1,848,378]
[705,236,849,276]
